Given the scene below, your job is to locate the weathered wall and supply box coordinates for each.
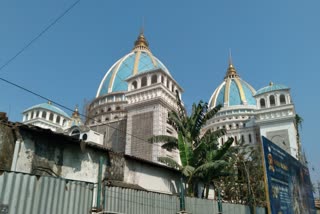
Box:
[91,120,126,153]
[106,152,125,181]
[124,156,181,194]
[1,123,184,197]
[14,128,109,184]
[0,124,15,170]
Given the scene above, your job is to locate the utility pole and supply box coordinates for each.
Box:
[179,177,185,211]
[217,187,222,214]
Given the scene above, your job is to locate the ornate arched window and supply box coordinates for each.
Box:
[141,76,147,87]
[270,95,275,106]
[42,111,47,119]
[260,98,266,108]
[151,74,157,84]
[132,81,137,90]
[56,116,61,124]
[49,113,54,121]
[280,94,286,105]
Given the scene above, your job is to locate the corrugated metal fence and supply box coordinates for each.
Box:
[185,196,216,214]
[185,197,266,214]
[104,186,179,214]
[104,186,267,214]
[0,171,94,214]
[0,171,266,214]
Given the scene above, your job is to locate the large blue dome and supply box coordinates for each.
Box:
[209,63,256,108]
[96,33,171,97]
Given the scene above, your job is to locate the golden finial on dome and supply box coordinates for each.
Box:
[133,24,150,51]
[224,49,239,79]
[269,82,273,86]
[48,100,52,105]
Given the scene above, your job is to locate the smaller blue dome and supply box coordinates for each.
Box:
[209,63,256,108]
[24,103,70,118]
[255,83,289,96]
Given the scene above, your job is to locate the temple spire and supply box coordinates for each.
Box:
[224,49,239,79]
[228,48,233,67]
[133,24,150,51]
[140,16,145,35]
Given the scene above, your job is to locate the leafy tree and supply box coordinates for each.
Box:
[150,92,233,196]
[214,141,266,208]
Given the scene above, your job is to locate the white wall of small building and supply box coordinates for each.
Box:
[123,158,181,194]
[12,130,105,184]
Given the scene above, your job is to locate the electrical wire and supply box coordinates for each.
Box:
[0,0,181,157]
[0,76,181,156]
[0,0,81,73]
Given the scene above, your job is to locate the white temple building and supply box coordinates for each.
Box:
[22,102,71,132]
[21,32,301,161]
[204,58,300,159]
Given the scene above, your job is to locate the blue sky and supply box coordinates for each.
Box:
[1,0,320,189]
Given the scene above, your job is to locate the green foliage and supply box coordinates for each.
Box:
[149,135,178,151]
[295,114,304,131]
[150,91,233,197]
[214,141,266,207]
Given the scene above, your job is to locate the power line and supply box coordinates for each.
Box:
[0,0,81,73]
[0,77,181,156]
[0,0,175,154]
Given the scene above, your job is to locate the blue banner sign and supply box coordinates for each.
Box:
[262,136,316,214]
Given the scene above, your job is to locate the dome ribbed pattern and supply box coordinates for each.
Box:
[96,34,170,97]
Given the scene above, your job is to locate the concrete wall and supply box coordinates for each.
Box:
[1,122,184,197]
[124,156,181,194]
[0,123,15,170]
[106,152,125,181]
[13,127,109,184]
